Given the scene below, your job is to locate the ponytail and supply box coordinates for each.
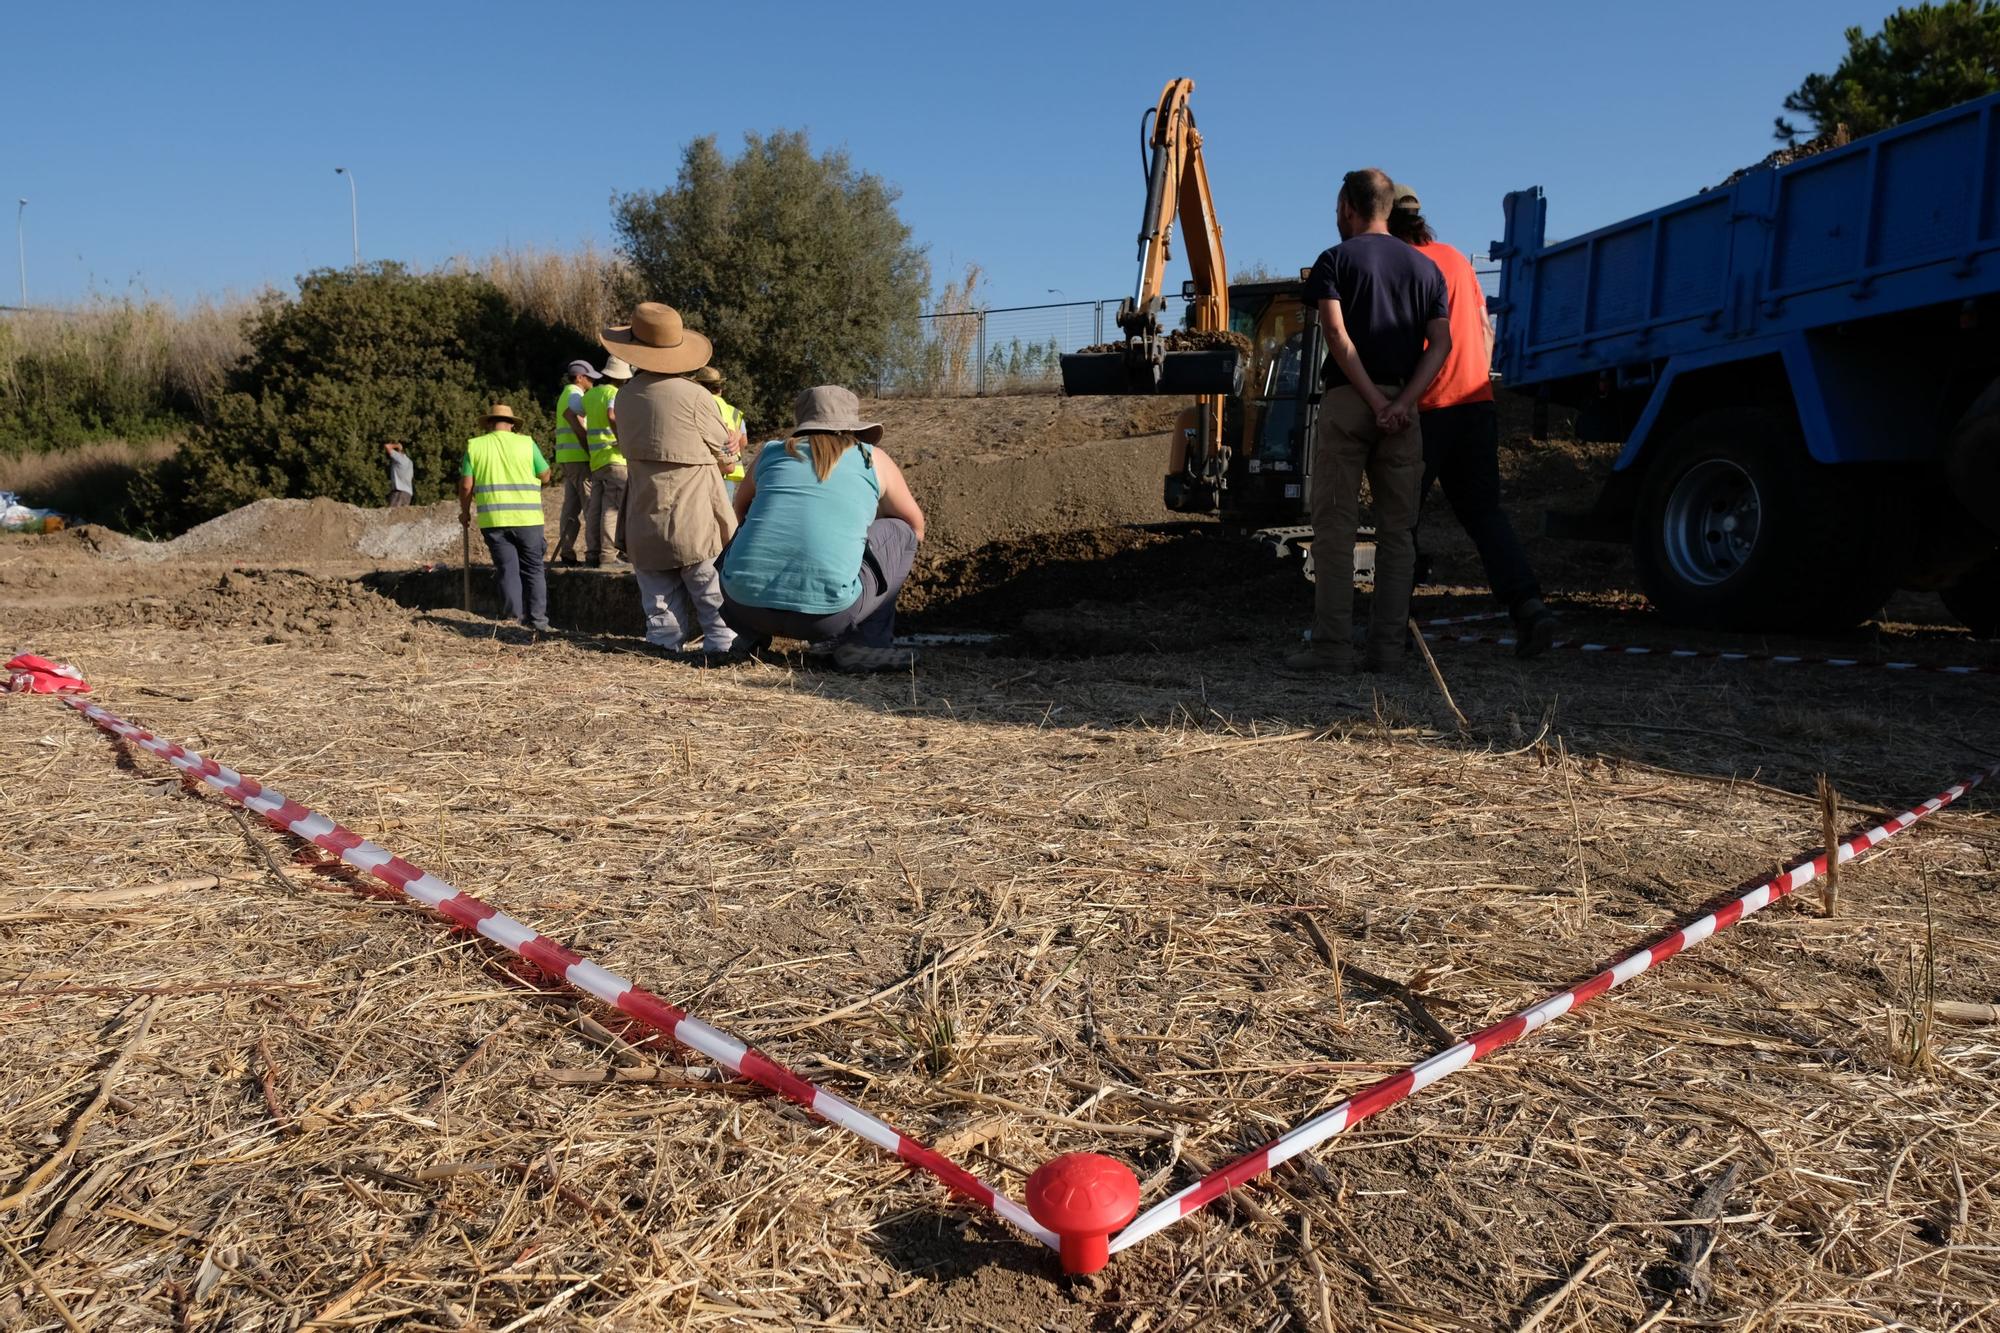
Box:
[1389,203,1435,247]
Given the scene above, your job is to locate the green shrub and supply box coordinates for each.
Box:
[131,264,593,532]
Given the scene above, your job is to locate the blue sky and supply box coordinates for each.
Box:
[3,0,1890,313]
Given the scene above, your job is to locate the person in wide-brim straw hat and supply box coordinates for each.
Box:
[605,302,739,657]
[478,404,526,430]
[600,302,712,375]
[718,385,927,673]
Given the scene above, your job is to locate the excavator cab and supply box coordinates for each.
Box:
[1167,280,1318,521]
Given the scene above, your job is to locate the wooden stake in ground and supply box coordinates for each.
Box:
[461,523,472,612]
[1408,619,1470,733]
[1817,774,1841,916]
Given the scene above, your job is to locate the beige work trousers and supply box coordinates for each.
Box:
[1310,385,1424,660]
[555,462,590,561]
[586,464,627,563]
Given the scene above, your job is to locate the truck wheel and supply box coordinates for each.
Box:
[1941,555,2000,637]
[1633,408,1898,631]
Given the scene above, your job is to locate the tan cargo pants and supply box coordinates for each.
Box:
[1310,385,1424,661]
[585,463,627,563]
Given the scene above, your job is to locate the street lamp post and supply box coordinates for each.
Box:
[334,168,359,267]
[15,198,25,308]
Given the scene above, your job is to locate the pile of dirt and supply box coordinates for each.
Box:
[1708,125,1853,190]
[859,393,1182,467]
[1073,328,1251,356]
[87,497,463,566]
[902,524,1308,635]
[849,395,1194,557]
[15,566,415,642]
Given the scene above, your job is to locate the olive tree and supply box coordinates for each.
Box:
[613,131,930,434]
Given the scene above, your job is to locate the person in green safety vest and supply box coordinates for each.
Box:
[692,365,751,497]
[552,359,600,565]
[457,403,553,632]
[583,356,632,566]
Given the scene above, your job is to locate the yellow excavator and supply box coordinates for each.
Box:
[1061,78,1322,537]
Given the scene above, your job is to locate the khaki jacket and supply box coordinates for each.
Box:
[615,372,728,464]
[615,371,736,570]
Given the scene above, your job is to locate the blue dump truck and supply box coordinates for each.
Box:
[1495,92,2000,634]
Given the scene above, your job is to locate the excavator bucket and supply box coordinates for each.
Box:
[1059,346,1245,397]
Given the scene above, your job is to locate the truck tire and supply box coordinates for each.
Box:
[1941,555,2000,637]
[1632,407,1898,631]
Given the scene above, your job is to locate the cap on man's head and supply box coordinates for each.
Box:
[1393,183,1421,211]
[566,359,602,380]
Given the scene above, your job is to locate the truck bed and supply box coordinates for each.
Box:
[1496,92,2000,389]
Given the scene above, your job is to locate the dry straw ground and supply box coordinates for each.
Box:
[2,523,1998,1330]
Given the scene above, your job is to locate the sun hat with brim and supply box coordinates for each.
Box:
[479,404,524,429]
[565,359,602,380]
[692,365,725,386]
[1393,182,1421,210]
[601,356,633,381]
[600,302,712,375]
[789,385,882,444]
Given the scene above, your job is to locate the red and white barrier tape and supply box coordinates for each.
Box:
[1413,609,1513,628]
[1428,630,2000,676]
[1106,768,1987,1253]
[46,691,1059,1251]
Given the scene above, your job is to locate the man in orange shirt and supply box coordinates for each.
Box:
[1389,185,1556,658]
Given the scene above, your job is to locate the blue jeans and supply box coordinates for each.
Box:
[481,524,548,627]
[722,518,917,649]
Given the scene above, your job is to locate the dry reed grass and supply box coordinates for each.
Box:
[0,553,1996,1330]
[0,439,178,525]
[448,245,638,339]
[0,299,251,427]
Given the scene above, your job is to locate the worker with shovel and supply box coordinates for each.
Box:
[458,404,552,633]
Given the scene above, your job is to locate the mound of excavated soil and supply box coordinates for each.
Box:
[858,393,1183,466]
[71,497,465,566]
[857,394,1191,556]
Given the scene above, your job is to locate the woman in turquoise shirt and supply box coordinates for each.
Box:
[721,385,927,671]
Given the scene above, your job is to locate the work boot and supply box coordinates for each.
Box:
[1281,642,1354,675]
[1512,597,1558,660]
[1361,641,1408,673]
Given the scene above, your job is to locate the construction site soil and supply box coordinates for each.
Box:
[3,392,1997,1331]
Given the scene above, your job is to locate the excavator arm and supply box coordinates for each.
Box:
[1060,78,1245,399]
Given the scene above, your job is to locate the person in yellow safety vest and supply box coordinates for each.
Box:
[692,365,750,497]
[456,404,553,633]
[583,356,632,566]
[552,359,601,565]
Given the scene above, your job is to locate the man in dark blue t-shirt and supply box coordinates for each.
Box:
[1285,167,1451,674]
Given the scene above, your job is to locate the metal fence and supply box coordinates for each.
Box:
[875,298,1121,397]
[878,269,1500,398]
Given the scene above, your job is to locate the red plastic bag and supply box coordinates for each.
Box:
[5,653,92,694]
